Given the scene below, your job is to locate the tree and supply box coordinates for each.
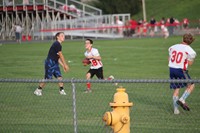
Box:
[90,0,141,16]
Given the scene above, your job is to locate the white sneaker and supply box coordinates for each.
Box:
[107,75,118,86]
[34,88,42,96]
[107,75,114,80]
[59,90,66,95]
[174,108,180,115]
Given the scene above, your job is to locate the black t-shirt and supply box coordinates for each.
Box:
[47,41,62,62]
[170,17,174,24]
[150,19,156,25]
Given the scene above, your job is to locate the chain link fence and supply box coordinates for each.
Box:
[0,79,200,133]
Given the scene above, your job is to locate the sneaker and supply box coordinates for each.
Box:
[34,88,42,96]
[84,89,92,93]
[59,90,66,95]
[107,75,114,80]
[174,108,180,115]
[176,100,190,111]
[107,75,118,86]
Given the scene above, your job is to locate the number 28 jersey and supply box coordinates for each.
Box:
[168,44,196,70]
[84,48,103,69]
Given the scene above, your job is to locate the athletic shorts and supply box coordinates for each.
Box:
[44,59,62,79]
[87,67,104,79]
[169,67,191,89]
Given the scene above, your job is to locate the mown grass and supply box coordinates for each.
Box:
[0,36,199,132]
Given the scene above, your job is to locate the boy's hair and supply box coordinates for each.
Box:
[55,32,64,40]
[86,38,93,44]
[183,33,195,45]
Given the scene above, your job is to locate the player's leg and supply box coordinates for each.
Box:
[34,82,45,96]
[96,67,104,79]
[179,70,194,103]
[178,83,195,108]
[34,69,51,96]
[57,76,66,95]
[54,63,66,95]
[176,70,191,111]
[85,73,91,93]
[85,69,94,93]
[173,88,180,114]
[169,68,180,114]
[34,59,52,96]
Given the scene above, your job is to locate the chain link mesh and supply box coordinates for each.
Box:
[0,79,200,133]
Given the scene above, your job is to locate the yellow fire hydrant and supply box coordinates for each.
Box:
[103,87,133,133]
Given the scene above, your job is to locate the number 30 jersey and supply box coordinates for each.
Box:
[84,48,103,69]
[168,44,196,70]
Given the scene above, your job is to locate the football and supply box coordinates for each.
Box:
[82,58,90,66]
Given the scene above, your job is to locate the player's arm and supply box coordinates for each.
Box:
[188,60,194,66]
[188,57,195,66]
[58,51,69,72]
[87,50,101,60]
[87,55,101,60]
[58,58,64,67]
[187,52,196,66]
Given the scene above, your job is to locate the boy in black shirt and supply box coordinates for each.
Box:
[34,32,69,96]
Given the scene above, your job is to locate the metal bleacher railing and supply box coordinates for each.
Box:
[0,0,113,40]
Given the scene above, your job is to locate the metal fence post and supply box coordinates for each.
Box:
[71,78,77,133]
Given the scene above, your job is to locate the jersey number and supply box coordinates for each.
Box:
[91,59,102,66]
[171,51,183,63]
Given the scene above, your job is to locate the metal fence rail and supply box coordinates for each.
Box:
[1,78,200,83]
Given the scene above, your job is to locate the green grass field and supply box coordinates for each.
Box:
[0,36,200,132]
[1,36,199,79]
[134,0,200,27]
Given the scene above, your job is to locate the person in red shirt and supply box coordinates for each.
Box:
[183,18,189,29]
[129,19,137,35]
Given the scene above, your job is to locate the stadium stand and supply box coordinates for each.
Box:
[0,0,130,40]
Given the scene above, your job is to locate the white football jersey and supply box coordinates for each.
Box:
[168,44,196,70]
[84,48,103,69]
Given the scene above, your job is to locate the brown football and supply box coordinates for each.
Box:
[82,58,90,66]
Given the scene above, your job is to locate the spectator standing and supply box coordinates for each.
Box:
[123,20,130,37]
[129,19,137,36]
[168,17,175,35]
[137,19,143,38]
[174,18,180,29]
[14,24,23,43]
[149,17,156,37]
[142,20,148,37]
[160,17,166,25]
[168,33,196,114]
[161,25,169,39]
[183,18,189,29]
[115,17,124,35]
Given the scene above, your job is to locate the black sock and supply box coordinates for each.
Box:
[60,87,64,91]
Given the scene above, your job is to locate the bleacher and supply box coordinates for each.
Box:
[0,0,130,40]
